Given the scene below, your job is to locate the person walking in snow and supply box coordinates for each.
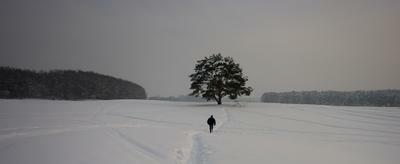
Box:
[207,115,216,133]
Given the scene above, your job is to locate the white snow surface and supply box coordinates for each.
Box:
[1,99,400,164]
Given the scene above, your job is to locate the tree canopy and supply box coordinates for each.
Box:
[189,54,253,105]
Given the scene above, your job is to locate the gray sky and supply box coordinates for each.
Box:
[1,0,400,97]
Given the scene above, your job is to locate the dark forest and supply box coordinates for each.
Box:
[261,90,400,107]
[0,67,146,100]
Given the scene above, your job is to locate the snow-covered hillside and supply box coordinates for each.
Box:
[1,100,399,164]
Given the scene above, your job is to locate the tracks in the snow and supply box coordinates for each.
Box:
[186,106,229,164]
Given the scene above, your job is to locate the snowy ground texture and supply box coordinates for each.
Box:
[1,100,400,164]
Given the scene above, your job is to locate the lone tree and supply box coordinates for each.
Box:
[189,54,253,105]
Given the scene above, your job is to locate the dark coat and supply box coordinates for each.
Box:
[207,116,216,126]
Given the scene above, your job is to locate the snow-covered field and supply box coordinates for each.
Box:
[1,99,400,164]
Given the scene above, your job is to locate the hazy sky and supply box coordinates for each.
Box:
[1,0,400,97]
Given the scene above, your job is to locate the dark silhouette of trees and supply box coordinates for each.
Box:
[261,90,400,107]
[0,66,147,100]
[189,54,253,105]
[148,95,205,102]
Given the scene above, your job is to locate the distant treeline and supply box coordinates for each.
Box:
[149,95,259,103]
[149,95,205,102]
[261,90,400,107]
[0,66,146,100]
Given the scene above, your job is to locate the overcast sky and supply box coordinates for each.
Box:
[1,0,400,97]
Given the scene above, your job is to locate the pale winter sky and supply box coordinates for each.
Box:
[1,0,400,98]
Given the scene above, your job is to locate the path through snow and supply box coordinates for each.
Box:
[185,106,229,164]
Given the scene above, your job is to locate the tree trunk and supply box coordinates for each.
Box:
[217,97,222,105]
